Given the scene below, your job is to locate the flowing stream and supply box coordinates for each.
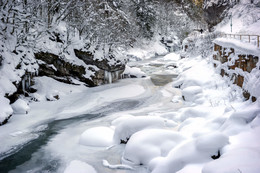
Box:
[0,55,180,173]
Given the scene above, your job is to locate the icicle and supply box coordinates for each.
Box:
[104,71,112,84]
[115,71,119,80]
[22,78,25,94]
[108,71,112,84]
[28,74,31,88]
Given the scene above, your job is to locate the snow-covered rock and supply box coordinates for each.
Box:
[113,116,177,144]
[79,126,114,147]
[11,98,30,114]
[149,132,229,173]
[123,65,146,78]
[122,129,186,165]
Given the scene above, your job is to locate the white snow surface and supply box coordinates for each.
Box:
[64,160,97,173]
[0,96,13,123]
[1,38,260,173]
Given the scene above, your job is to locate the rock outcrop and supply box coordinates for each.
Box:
[35,52,95,86]
[203,0,234,30]
[34,51,126,87]
[74,49,125,85]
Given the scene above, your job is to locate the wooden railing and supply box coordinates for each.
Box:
[221,33,260,48]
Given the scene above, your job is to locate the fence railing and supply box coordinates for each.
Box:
[220,33,260,48]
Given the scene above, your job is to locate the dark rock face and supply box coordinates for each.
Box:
[74,49,125,72]
[0,55,3,66]
[35,52,95,86]
[8,72,36,104]
[35,51,126,87]
[203,0,230,30]
[74,49,125,85]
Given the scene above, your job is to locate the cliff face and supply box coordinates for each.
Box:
[203,0,232,30]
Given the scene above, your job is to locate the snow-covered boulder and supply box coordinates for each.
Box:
[123,65,146,78]
[79,126,114,147]
[122,129,186,165]
[149,132,229,173]
[0,96,13,125]
[64,160,97,173]
[11,98,30,114]
[113,116,177,144]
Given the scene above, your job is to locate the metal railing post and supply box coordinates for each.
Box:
[257,35,259,48]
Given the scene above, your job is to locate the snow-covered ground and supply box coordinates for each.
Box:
[1,49,259,173]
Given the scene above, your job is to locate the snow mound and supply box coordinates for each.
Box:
[149,132,229,173]
[113,116,177,144]
[64,160,97,173]
[79,126,114,147]
[122,129,186,165]
[11,99,30,114]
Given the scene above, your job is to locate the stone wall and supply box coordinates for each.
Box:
[213,43,259,102]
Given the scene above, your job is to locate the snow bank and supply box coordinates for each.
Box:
[173,59,217,89]
[32,76,86,101]
[203,127,260,173]
[113,116,177,144]
[64,160,97,173]
[0,96,13,123]
[79,126,114,147]
[122,129,186,165]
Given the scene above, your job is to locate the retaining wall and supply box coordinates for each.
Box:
[213,42,259,102]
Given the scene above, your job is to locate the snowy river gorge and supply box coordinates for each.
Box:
[1,52,260,173]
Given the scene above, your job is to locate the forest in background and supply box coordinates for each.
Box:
[0,0,207,54]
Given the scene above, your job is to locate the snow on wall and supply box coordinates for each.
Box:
[212,38,260,100]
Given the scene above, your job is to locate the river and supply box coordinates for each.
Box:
[0,54,181,173]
